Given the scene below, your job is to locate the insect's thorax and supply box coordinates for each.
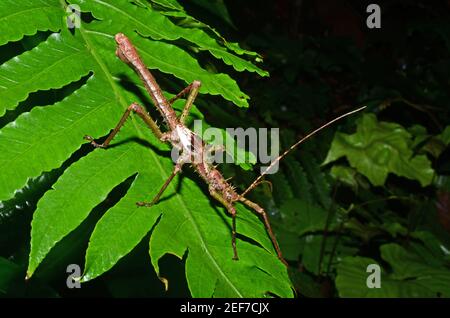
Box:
[170,124,238,202]
[171,124,204,155]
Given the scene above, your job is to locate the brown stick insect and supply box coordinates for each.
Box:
[84,33,366,266]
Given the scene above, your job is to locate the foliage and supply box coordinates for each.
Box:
[0,0,292,297]
[225,0,450,298]
[1,0,450,298]
[337,240,450,297]
[323,113,435,187]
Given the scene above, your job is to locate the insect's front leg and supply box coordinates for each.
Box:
[168,81,201,124]
[84,102,163,148]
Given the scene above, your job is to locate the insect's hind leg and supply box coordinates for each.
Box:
[238,196,287,266]
[137,162,183,207]
[209,190,239,261]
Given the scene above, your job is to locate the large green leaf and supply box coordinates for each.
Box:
[323,113,435,186]
[0,0,291,297]
[336,243,450,297]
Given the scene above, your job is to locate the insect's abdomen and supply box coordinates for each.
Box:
[205,168,239,202]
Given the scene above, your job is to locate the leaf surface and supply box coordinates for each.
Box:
[0,0,291,297]
[323,114,435,186]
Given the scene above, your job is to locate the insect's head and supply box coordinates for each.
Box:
[114,33,136,65]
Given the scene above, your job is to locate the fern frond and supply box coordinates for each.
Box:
[300,152,332,209]
[0,0,291,297]
[0,0,62,46]
[284,156,313,204]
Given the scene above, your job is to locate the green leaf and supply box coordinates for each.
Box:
[382,222,408,237]
[0,1,256,202]
[86,15,249,107]
[289,269,324,297]
[28,131,150,276]
[0,32,91,116]
[149,181,292,297]
[148,0,264,59]
[149,0,183,11]
[336,243,450,297]
[330,165,358,188]
[411,231,450,263]
[409,124,447,158]
[274,196,348,265]
[82,166,162,282]
[270,170,294,204]
[300,152,331,209]
[343,218,384,242]
[192,118,257,170]
[336,256,390,297]
[284,157,313,203]
[323,113,435,187]
[279,199,333,236]
[0,0,290,297]
[0,0,62,46]
[135,36,249,109]
[438,125,450,146]
[0,72,121,202]
[69,0,267,94]
[274,225,303,261]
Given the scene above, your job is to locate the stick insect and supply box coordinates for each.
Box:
[84,33,365,266]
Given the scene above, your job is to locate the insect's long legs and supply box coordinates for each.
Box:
[238,197,287,266]
[84,102,163,148]
[137,163,183,207]
[168,82,196,104]
[209,190,239,260]
[168,81,201,124]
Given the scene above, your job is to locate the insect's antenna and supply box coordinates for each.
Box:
[241,106,367,197]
